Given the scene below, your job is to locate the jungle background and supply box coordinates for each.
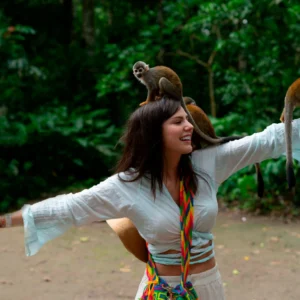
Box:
[1,0,300,216]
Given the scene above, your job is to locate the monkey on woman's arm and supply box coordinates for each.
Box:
[280,78,300,193]
[183,97,264,198]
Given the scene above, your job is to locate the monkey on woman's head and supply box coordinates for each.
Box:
[133,61,246,146]
[133,61,182,106]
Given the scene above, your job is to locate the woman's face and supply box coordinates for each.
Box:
[162,106,194,155]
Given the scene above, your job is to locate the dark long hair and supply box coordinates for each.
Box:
[114,96,198,197]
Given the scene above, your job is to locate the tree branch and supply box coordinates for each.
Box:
[208,67,216,117]
[212,25,222,40]
[176,50,208,68]
[166,50,217,116]
[191,34,204,43]
[207,50,217,66]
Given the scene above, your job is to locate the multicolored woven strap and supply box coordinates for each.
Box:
[140,178,199,300]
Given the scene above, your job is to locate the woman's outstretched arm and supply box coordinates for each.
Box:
[192,119,300,185]
[1,175,128,256]
[213,119,300,184]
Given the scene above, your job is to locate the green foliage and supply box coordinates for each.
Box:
[0,2,120,211]
[1,0,300,214]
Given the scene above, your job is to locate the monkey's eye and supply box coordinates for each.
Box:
[139,68,143,72]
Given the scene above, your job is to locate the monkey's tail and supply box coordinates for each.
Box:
[255,163,264,198]
[285,101,296,191]
[219,135,244,144]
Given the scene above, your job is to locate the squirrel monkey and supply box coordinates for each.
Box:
[184,97,264,198]
[280,78,300,191]
[133,61,238,145]
[133,61,182,106]
[183,97,241,148]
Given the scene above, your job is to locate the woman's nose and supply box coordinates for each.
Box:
[185,120,194,131]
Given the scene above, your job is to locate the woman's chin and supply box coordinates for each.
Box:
[181,145,193,154]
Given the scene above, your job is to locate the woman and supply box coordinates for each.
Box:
[1,96,300,299]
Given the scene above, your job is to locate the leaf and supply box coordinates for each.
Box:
[80,237,89,243]
[232,269,239,275]
[270,261,281,266]
[270,236,279,242]
[119,267,131,273]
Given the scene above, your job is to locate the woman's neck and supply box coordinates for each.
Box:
[163,153,181,182]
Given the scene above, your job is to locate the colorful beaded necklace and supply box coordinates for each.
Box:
[140,178,199,299]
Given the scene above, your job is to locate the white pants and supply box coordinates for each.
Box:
[135,264,225,300]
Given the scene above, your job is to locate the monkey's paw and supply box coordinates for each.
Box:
[139,101,148,106]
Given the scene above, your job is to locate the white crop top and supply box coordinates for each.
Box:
[22,120,300,259]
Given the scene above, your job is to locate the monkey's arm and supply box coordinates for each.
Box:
[192,119,300,185]
[107,218,148,263]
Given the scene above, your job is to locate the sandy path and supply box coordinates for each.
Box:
[1,212,300,300]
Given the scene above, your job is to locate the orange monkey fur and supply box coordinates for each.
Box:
[280,78,300,191]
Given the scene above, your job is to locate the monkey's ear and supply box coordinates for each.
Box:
[145,64,149,71]
[183,97,197,106]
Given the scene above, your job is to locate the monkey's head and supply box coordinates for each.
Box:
[183,97,197,106]
[133,61,149,80]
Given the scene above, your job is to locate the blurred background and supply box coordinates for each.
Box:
[1,0,300,215]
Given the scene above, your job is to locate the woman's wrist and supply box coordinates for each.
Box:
[0,211,23,228]
[0,216,5,227]
[0,215,6,228]
[0,214,11,228]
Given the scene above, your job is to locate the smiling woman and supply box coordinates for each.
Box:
[114,97,198,198]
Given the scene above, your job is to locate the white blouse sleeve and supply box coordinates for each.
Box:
[21,177,126,256]
[212,119,300,184]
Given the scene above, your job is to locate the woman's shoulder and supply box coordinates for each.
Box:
[106,169,138,182]
[191,146,218,162]
[190,146,219,176]
[102,170,142,191]
[83,172,142,206]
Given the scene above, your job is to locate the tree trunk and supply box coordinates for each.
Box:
[62,0,73,45]
[82,0,95,57]
[157,0,165,63]
[208,67,216,117]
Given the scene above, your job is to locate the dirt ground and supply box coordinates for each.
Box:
[1,211,300,300]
